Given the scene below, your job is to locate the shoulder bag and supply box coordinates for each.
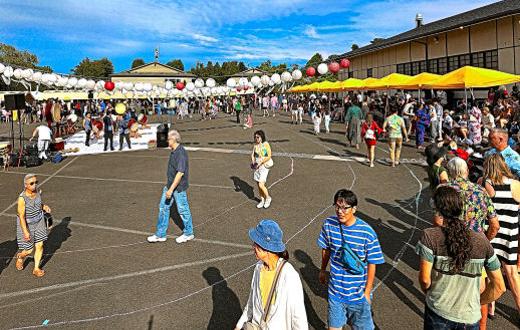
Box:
[243,260,287,330]
[338,222,367,275]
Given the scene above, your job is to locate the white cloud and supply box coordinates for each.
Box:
[192,34,219,43]
[304,25,320,39]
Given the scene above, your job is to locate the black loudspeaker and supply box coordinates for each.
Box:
[88,91,94,99]
[24,155,42,168]
[156,123,169,148]
[4,94,26,110]
[25,143,38,157]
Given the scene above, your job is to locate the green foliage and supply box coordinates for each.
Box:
[305,53,323,69]
[131,58,145,68]
[351,44,359,51]
[73,57,114,78]
[188,60,248,83]
[0,43,52,90]
[166,59,184,71]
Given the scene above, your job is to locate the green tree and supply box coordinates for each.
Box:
[166,59,184,71]
[73,57,114,78]
[305,53,323,69]
[351,44,359,51]
[0,43,52,90]
[370,38,385,44]
[131,58,145,68]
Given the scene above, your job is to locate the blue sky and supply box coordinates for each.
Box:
[0,0,497,74]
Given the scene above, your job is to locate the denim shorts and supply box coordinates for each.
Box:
[328,297,374,329]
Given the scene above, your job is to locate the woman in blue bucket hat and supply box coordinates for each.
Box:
[235,219,308,330]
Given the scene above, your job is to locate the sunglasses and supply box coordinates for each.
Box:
[28,181,39,186]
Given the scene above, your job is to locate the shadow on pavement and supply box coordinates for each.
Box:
[0,239,18,276]
[202,266,242,330]
[294,249,327,330]
[41,217,72,269]
[231,176,256,200]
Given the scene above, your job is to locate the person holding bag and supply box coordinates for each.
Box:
[235,219,308,330]
[361,113,383,168]
[251,130,274,209]
[317,189,385,330]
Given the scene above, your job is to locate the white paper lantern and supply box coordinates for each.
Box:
[261,75,270,86]
[238,77,248,87]
[13,68,23,79]
[165,80,174,90]
[143,83,153,92]
[206,78,216,88]
[317,63,328,75]
[134,82,143,91]
[96,80,105,90]
[0,63,5,74]
[271,73,281,84]
[292,69,302,80]
[57,76,68,86]
[281,71,292,82]
[22,69,33,79]
[86,79,96,89]
[251,76,261,86]
[49,74,58,84]
[77,78,88,88]
[226,78,236,88]
[186,81,195,91]
[31,71,42,82]
[195,78,204,88]
[67,77,78,87]
[3,66,14,78]
[124,82,133,90]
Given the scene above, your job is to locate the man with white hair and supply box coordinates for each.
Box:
[434,157,499,240]
[15,174,51,277]
[29,123,52,160]
[148,130,194,244]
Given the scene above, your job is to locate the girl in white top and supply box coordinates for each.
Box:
[312,110,322,135]
[236,220,308,330]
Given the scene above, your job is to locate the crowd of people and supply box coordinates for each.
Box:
[6,83,520,329]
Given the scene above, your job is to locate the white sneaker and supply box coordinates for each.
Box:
[147,235,166,243]
[257,198,265,208]
[263,197,272,208]
[175,234,194,244]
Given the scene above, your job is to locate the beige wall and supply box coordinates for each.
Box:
[111,76,192,86]
[132,63,179,74]
[347,14,519,77]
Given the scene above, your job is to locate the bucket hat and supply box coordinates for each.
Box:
[248,219,286,253]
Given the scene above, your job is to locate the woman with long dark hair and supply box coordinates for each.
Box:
[416,186,506,329]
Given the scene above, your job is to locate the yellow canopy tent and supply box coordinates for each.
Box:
[397,72,441,90]
[362,73,413,90]
[289,85,303,93]
[360,77,381,90]
[425,66,520,89]
[339,78,364,91]
[301,82,321,92]
[316,80,340,92]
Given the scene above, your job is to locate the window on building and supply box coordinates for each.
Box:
[419,60,427,73]
[472,52,485,68]
[485,50,498,70]
[428,59,438,74]
[448,55,459,71]
[367,68,373,77]
[396,63,405,74]
[438,57,448,74]
[348,71,353,78]
[404,63,412,75]
[411,61,420,75]
[459,54,470,67]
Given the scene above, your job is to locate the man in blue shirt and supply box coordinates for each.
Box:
[318,189,385,330]
[148,130,194,244]
[485,128,520,178]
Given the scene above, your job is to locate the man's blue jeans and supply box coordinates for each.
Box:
[424,305,479,330]
[155,187,194,238]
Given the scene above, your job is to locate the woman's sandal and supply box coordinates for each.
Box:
[32,269,45,277]
[15,253,26,271]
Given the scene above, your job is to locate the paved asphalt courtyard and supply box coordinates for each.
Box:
[0,112,517,329]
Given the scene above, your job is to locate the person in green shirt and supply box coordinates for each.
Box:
[383,107,409,167]
[345,102,363,149]
[234,98,242,124]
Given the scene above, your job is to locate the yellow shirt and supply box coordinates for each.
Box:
[260,266,277,309]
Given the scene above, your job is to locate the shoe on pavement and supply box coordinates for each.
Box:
[147,235,167,243]
[263,197,272,208]
[176,234,194,244]
[257,198,265,208]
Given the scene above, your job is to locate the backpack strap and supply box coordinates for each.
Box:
[338,221,366,265]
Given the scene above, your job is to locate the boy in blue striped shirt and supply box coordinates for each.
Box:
[317,189,385,330]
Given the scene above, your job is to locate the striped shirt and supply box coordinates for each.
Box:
[317,216,385,304]
[18,191,43,224]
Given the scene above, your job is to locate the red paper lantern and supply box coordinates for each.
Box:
[328,62,340,73]
[340,59,350,68]
[243,85,249,90]
[236,86,242,92]
[306,67,316,77]
[176,82,185,90]
[104,81,115,91]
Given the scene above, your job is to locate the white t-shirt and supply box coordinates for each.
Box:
[36,125,52,141]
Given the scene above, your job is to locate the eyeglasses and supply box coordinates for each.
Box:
[28,181,38,186]
[334,204,353,213]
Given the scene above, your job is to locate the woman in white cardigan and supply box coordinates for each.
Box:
[235,219,308,330]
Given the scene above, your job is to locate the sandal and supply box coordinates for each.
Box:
[32,269,45,277]
[15,253,26,271]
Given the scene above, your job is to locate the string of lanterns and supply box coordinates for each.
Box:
[0,58,351,98]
